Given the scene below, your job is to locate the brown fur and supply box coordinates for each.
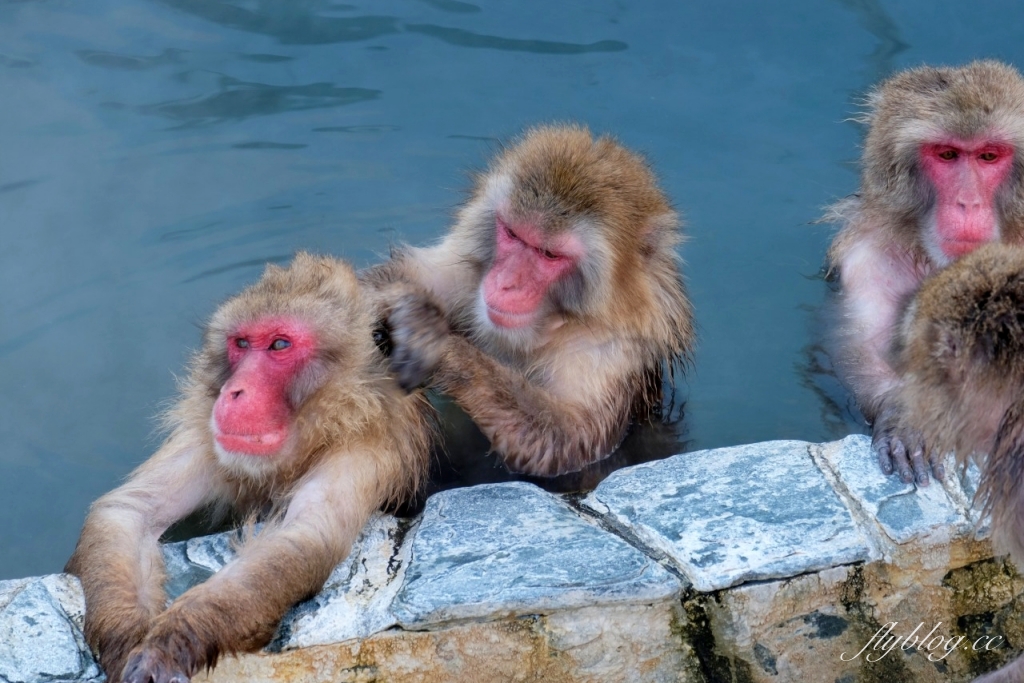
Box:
[65,253,432,682]
[894,243,1024,683]
[362,124,693,477]
[823,61,1024,484]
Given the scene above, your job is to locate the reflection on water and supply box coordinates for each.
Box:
[403,24,628,54]
[2,0,1022,579]
[156,0,401,45]
[76,48,185,71]
[837,0,910,82]
[137,77,380,127]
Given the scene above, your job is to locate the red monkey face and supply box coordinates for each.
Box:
[212,317,317,459]
[920,138,1014,262]
[481,217,581,329]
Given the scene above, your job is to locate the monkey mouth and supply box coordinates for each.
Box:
[485,305,535,329]
[942,238,988,258]
[215,428,288,457]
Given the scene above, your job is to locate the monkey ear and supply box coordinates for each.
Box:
[640,211,681,256]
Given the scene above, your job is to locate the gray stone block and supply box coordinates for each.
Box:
[392,482,682,628]
[162,516,410,649]
[0,574,101,683]
[817,435,969,544]
[271,514,411,650]
[585,440,872,592]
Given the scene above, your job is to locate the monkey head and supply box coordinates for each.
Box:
[198,254,377,478]
[452,125,681,350]
[862,60,1024,266]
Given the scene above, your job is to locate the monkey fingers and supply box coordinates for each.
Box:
[90,619,151,683]
[871,405,935,485]
[120,646,191,683]
[388,292,450,392]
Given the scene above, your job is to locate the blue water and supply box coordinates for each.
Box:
[2,0,1023,580]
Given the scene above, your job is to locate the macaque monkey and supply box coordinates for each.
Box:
[825,60,1024,485]
[893,243,1024,683]
[65,254,432,683]
[364,124,694,477]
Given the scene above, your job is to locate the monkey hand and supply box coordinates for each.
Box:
[388,291,451,391]
[872,403,945,486]
[120,645,192,683]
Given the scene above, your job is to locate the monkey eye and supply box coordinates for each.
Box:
[269,339,291,351]
[937,149,959,161]
[540,248,560,260]
[979,151,1000,162]
[504,224,522,243]
[235,338,250,349]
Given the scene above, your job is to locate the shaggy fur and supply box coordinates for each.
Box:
[66,253,433,682]
[363,124,693,476]
[823,61,1024,484]
[894,243,1024,683]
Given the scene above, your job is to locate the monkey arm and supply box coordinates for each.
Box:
[121,451,384,683]
[65,430,223,682]
[361,240,482,320]
[833,236,942,484]
[433,335,636,477]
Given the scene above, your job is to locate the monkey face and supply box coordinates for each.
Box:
[919,139,1015,265]
[480,216,583,330]
[211,316,318,469]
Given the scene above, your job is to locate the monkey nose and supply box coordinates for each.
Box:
[230,388,244,400]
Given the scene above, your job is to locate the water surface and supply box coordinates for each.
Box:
[2,0,1023,579]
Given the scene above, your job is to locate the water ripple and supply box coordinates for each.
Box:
[136,77,380,126]
[405,24,628,54]
[75,48,184,70]
[157,0,400,45]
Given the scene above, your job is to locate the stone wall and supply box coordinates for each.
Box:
[2,435,1021,683]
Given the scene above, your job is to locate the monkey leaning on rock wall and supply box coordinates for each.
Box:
[66,253,433,683]
[825,60,1024,486]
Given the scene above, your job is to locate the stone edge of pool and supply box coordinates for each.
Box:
[2,434,1019,683]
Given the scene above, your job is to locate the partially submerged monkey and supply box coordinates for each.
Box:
[825,60,1024,485]
[66,253,433,683]
[895,243,1024,682]
[366,124,694,477]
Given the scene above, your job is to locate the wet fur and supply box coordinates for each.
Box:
[895,244,1024,683]
[824,61,1024,482]
[362,124,693,476]
[66,253,433,682]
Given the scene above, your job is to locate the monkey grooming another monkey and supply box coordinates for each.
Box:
[365,124,694,477]
[825,60,1024,485]
[65,253,432,683]
[894,243,1024,683]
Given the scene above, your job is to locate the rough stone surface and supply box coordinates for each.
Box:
[5,437,1022,683]
[392,481,682,628]
[815,435,969,545]
[200,602,698,683]
[0,574,101,683]
[162,515,411,649]
[271,515,412,650]
[585,440,871,591]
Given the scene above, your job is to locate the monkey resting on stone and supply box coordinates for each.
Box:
[825,60,1024,486]
[65,253,433,683]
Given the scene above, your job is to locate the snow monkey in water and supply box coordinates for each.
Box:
[363,124,694,477]
[894,243,1024,683]
[825,61,1024,486]
[66,253,433,683]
